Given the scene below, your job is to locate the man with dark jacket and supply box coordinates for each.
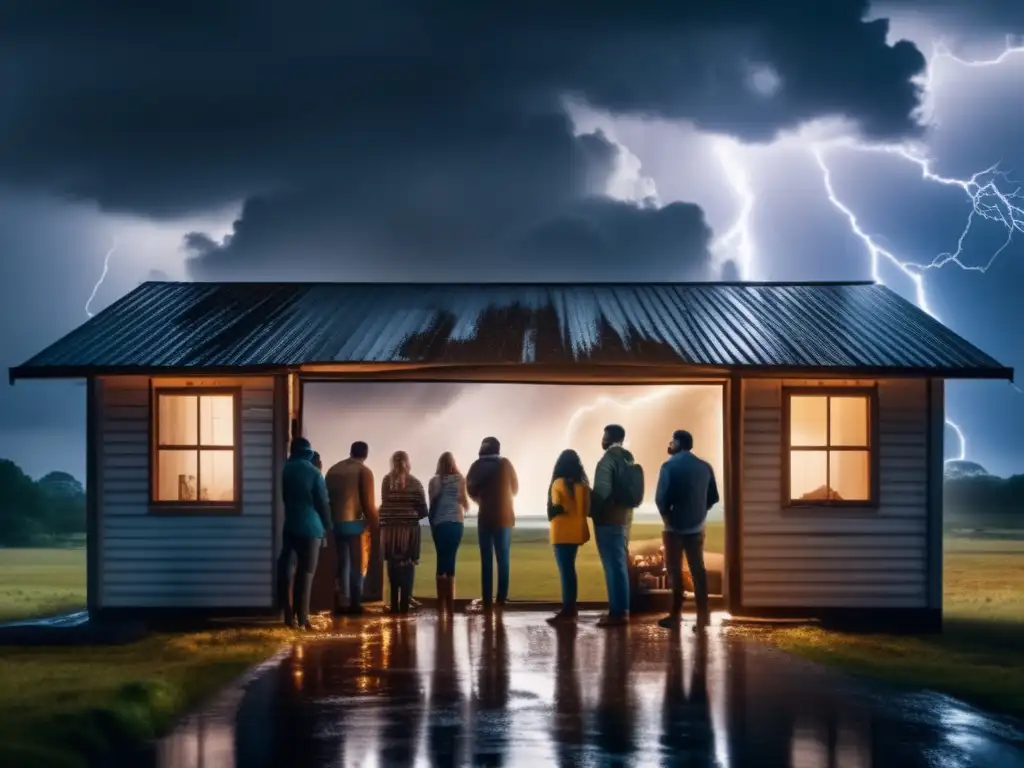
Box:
[591,424,636,627]
[466,436,518,609]
[654,429,719,632]
[278,437,331,630]
[325,441,377,616]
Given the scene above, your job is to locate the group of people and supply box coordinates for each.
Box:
[278,424,719,634]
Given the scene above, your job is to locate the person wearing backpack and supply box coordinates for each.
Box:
[590,423,645,627]
[654,429,719,632]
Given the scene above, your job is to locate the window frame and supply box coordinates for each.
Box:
[781,385,880,509]
[149,385,243,516]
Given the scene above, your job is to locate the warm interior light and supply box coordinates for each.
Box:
[155,393,236,502]
[789,394,870,502]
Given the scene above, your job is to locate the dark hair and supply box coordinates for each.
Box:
[604,424,626,444]
[551,449,588,494]
[479,436,501,456]
[350,441,369,459]
[673,430,694,451]
[436,451,459,476]
[289,436,311,455]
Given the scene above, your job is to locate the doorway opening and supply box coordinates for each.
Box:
[302,381,726,607]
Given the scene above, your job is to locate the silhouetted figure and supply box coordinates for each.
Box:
[380,451,428,613]
[428,616,467,765]
[466,437,519,609]
[550,623,585,767]
[325,441,377,615]
[591,424,640,627]
[278,437,331,630]
[546,449,592,624]
[655,429,719,631]
[470,611,511,765]
[660,631,715,765]
[428,451,469,613]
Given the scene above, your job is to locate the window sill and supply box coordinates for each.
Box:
[781,502,880,516]
[149,504,243,517]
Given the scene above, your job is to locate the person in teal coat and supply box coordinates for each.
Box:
[277,437,331,629]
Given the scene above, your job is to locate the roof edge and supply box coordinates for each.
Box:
[137,279,879,288]
[9,362,1015,384]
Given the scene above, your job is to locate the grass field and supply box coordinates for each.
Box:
[0,628,290,768]
[0,548,87,622]
[412,521,725,600]
[744,535,1024,719]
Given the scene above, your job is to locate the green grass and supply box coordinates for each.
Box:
[412,521,726,599]
[0,628,290,768]
[743,536,1024,719]
[0,548,87,622]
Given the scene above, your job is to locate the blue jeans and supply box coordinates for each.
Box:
[553,543,579,609]
[335,532,365,609]
[478,526,512,603]
[432,522,464,576]
[595,524,630,617]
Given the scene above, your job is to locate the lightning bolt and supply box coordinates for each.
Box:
[562,388,681,444]
[85,235,118,319]
[709,39,1024,463]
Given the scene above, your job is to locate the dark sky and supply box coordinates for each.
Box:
[0,1,1022,480]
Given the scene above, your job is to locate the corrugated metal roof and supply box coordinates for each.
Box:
[9,281,1013,379]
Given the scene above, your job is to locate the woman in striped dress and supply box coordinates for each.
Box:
[380,450,429,613]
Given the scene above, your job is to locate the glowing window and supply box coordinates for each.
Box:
[786,391,874,505]
[153,390,238,508]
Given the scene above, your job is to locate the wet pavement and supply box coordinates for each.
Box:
[157,612,1024,767]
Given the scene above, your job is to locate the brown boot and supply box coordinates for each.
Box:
[447,577,456,614]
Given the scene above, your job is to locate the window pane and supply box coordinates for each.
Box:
[830,396,868,447]
[158,395,197,446]
[200,395,235,446]
[157,450,198,501]
[199,450,235,502]
[830,450,870,501]
[790,450,827,501]
[790,396,827,447]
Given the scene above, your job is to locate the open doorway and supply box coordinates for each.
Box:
[302,381,725,606]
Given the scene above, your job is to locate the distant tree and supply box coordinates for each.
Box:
[36,471,86,537]
[0,459,45,546]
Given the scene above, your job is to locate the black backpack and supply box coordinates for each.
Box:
[613,458,645,507]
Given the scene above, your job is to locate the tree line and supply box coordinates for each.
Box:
[944,474,1024,531]
[0,458,86,546]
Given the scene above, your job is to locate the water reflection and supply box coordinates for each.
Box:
[152,613,1024,768]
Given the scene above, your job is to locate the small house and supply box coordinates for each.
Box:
[9,281,1012,627]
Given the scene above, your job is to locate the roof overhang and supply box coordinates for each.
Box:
[9,361,1015,385]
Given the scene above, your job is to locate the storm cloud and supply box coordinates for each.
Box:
[0,1,927,280]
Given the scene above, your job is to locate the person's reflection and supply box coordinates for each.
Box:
[379,619,424,767]
[428,615,466,766]
[269,643,340,767]
[591,626,637,759]
[550,623,584,768]
[660,630,715,766]
[470,610,510,765]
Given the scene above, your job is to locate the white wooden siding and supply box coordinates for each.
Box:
[741,378,930,609]
[97,376,276,608]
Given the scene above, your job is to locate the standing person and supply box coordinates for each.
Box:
[428,452,469,614]
[654,429,719,632]
[324,441,377,616]
[546,449,591,625]
[466,437,519,610]
[278,437,331,630]
[591,424,644,628]
[379,450,428,614]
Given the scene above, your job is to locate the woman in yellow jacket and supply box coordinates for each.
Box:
[546,449,592,625]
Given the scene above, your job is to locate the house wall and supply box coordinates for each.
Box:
[95,375,282,609]
[740,378,937,610]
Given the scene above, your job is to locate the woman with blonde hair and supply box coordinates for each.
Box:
[428,451,469,613]
[546,449,591,624]
[379,450,429,614]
